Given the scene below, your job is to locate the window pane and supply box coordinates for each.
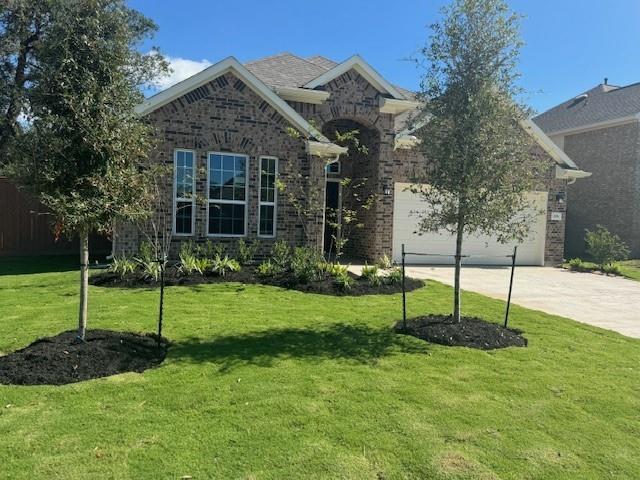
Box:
[209,202,245,235]
[259,205,274,236]
[175,201,192,235]
[175,151,194,198]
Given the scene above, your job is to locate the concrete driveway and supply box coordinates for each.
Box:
[363,265,640,338]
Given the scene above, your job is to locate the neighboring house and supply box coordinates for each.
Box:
[534,81,640,257]
[114,53,588,266]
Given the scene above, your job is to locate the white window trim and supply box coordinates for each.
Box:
[206,151,249,238]
[173,148,196,237]
[258,156,278,238]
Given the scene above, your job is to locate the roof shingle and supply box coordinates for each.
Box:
[533,82,640,134]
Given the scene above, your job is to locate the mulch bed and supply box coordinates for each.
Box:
[90,268,424,297]
[395,315,527,350]
[0,330,167,386]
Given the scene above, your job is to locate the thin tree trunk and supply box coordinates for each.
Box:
[157,258,165,345]
[77,230,89,341]
[453,214,465,323]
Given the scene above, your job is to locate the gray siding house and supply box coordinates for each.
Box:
[114,53,587,265]
[534,82,640,257]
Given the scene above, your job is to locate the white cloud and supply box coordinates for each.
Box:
[152,56,213,90]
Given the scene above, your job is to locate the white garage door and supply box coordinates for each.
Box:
[392,183,548,266]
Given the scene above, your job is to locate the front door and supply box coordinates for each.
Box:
[324,180,341,255]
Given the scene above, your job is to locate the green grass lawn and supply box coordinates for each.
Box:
[618,260,640,282]
[1,258,639,479]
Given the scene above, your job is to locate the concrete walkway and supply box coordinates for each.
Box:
[353,265,640,338]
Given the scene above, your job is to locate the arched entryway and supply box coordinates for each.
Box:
[320,119,381,260]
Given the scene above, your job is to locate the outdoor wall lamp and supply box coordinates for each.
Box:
[382,184,392,196]
[555,192,566,204]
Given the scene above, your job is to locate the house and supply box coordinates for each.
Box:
[534,81,640,257]
[114,53,588,266]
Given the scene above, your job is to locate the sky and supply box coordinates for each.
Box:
[128,0,640,114]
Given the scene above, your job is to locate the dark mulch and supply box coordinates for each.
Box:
[395,315,527,350]
[0,330,167,386]
[90,268,424,297]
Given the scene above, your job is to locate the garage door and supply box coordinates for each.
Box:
[392,183,548,266]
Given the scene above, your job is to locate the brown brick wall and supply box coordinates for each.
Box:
[563,122,640,257]
[115,71,321,258]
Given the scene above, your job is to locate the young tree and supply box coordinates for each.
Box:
[413,0,547,321]
[5,0,167,340]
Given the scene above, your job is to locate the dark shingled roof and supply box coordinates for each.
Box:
[533,82,640,134]
[244,53,329,88]
[244,53,418,133]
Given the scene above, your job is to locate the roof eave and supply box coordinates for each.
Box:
[135,56,330,143]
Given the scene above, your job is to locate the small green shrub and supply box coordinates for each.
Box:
[211,255,240,276]
[601,263,622,276]
[385,267,403,285]
[179,242,211,275]
[135,241,161,281]
[110,255,137,278]
[567,258,591,272]
[290,247,325,283]
[585,225,630,268]
[257,260,281,277]
[333,271,354,291]
[237,239,260,265]
[327,262,349,278]
[376,254,393,270]
[361,264,381,286]
[271,241,291,270]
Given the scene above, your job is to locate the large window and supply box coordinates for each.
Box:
[208,152,248,236]
[173,149,195,236]
[258,156,278,237]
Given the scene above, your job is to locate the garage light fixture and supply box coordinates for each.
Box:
[382,184,392,196]
[555,192,566,204]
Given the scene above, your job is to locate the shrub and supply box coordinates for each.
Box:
[385,267,403,285]
[271,241,291,270]
[237,239,260,265]
[110,255,137,278]
[601,263,622,276]
[361,264,381,286]
[179,242,211,275]
[211,256,240,276]
[257,260,281,277]
[333,271,354,291]
[567,258,591,272]
[290,247,325,283]
[585,226,630,267]
[135,241,160,281]
[327,262,349,278]
[376,254,393,270]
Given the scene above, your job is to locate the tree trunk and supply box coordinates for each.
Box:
[77,231,89,341]
[157,258,165,345]
[453,215,465,323]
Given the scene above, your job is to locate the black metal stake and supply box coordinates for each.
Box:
[504,246,518,328]
[401,243,407,331]
[158,257,165,347]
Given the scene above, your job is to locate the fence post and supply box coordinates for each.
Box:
[401,243,407,331]
[504,246,518,328]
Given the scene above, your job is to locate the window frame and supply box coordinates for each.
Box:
[172,148,196,237]
[258,156,278,238]
[206,151,249,238]
[326,160,341,174]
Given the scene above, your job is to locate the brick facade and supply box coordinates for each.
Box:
[115,67,568,265]
[563,122,640,257]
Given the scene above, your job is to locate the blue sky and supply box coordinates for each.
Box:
[129,0,640,114]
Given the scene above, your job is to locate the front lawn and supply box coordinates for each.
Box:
[618,259,640,282]
[1,258,639,479]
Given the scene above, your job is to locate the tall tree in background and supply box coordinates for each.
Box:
[3,0,168,340]
[413,0,546,321]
